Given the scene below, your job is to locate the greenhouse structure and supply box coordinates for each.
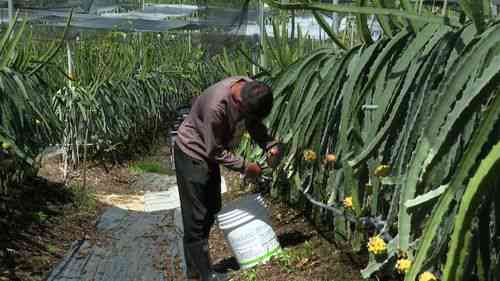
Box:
[0,1,499,281]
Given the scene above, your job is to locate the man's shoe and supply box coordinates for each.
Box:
[185,241,229,281]
[187,270,201,281]
[184,245,201,280]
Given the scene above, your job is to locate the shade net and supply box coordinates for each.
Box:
[7,0,255,36]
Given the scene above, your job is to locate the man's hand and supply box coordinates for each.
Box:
[244,162,262,179]
[266,143,284,168]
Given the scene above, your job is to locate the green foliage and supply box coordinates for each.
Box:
[212,46,256,77]
[68,184,97,212]
[275,250,296,273]
[46,244,60,255]
[458,0,488,33]
[31,211,49,223]
[15,29,225,172]
[442,142,500,281]
[2,1,499,280]
[371,0,398,37]
[354,0,374,44]
[240,268,260,281]
[263,0,460,27]
[1,17,226,187]
[311,11,347,50]
[274,240,314,273]
[260,17,328,76]
[0,16,63,176]
[246,11,500,279]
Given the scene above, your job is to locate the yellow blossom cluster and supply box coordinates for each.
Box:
[395,258,412,274]
[374,164,391,177]
[1,142,11,150]
[324,154,336,163]
[418,271,438,281]
[367,235,387,255]
[303,150,317,162]
[343,197,353,209]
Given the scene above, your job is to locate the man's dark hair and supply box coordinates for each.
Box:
[240,81,273,120]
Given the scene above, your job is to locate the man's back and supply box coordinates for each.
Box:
[175,76,250,170]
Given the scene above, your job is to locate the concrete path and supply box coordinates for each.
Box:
[46,173,226,281]
[46,207,185,281]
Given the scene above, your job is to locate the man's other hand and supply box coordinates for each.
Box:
[244,163,262,179]
[266,143,284,168]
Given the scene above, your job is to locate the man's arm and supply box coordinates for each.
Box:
[246,120,284,168]
[206,108,247,172]
[245,120,278,151]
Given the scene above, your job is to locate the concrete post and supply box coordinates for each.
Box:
[8,0,14,22]
[332,0,339,33]
[67,42,75,86]
[259,0,266,68]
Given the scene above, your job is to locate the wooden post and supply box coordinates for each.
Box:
[82,121,88,190]
[63,41,75,182]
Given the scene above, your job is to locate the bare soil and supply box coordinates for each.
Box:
[1,144,368,281]
[210,172,367,281]
[0,155,134,281]
[0,176,108,281]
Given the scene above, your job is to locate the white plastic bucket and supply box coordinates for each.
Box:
[216,194,281,269]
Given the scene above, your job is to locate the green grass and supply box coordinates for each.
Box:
[68,184,97,212]
[129,161,172,175]
[31,211,49,223]
[273,240,315,273]
[240,268,260,281]
[46,244,60,255]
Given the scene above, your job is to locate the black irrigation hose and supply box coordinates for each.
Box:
[257,173,391,239]
[299,175,391,239]
[298,174,360,223]
[300,186,359,223]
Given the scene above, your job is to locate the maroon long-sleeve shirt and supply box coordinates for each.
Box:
[175,76,276,172]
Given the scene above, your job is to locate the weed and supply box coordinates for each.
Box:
[273,240,315,273]
[31,211,48,223]
[68,184,96,212]
[275,250,298,273]
[46,244,59,255]
[241,268,259,281]
[301,240,314,257]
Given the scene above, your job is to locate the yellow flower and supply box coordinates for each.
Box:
[418,271,438,281]
[1,142,11,150]
[303,150,317,162]
[367,235,387,255]
[35,119,41,125]
[374,164,391,177]
[324,154,337,163]
[395,258,412,274]
[343,197,353,209]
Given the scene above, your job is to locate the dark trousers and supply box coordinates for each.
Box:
[174,144,222,245]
